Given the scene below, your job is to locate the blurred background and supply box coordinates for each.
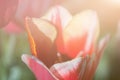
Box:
[0,0,120,80]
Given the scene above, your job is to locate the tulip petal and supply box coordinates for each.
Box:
[85,35,110,80]
[77,55,91,80]
[42,5,72,53]
[50,57,83,80]
[96,34,110,55]
[63,10,99,58]
[42,5,72,29]
[21,54,58,80]
[25,17,57,67]
[93,34,110,72]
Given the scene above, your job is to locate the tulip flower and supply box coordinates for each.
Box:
[22,6,109,80]
[0,0,64,33]
[0,0,18,27]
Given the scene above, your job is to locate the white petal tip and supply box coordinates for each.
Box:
[21,54,30,65]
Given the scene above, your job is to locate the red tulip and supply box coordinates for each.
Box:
[41,6,99,58]
[0,0,18,27]
[22,5,109,80]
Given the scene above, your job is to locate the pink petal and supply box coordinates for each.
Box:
[42,5,72,29]
[77,56,90,80]
[50,57,83,80]
[63,10,99,58]
[85,35,110,80]
[42,5,72,54]
[96,34,110,55]
[93,34,110,71]
[21,54,58,80]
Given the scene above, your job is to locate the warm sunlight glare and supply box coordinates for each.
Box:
[107,0,120,5]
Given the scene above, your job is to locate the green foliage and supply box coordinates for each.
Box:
[0,30,35,80]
